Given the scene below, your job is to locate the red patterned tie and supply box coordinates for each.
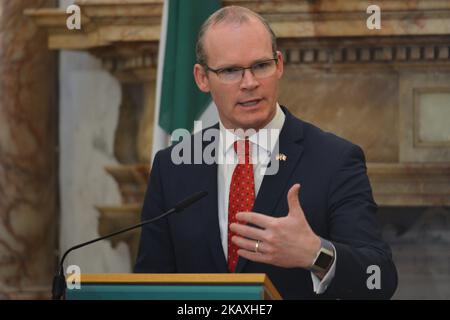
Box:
[228,139,255,272]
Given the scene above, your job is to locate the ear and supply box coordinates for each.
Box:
[275,51,284,79]
[193,64,211,93]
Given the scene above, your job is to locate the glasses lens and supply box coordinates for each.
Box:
[215,59,277,84]
[252,60,277,78]
[217,67,243,83]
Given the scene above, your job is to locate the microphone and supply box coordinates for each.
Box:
[51,191,208,300]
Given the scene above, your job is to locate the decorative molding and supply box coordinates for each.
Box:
[25,1,450,77]
[100,53,158,82]
[399,72,450,162]
[103,165,149,203]
[95,164,149,264]
[25,0,163,49]
[24,1,450,74]
[281,38,450,67]
[368,163,450,206]
[224,0,450,13]
[25,0,450,50]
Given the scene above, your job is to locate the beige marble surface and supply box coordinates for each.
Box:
[279,68,399,163]
[0,0,57,298]
[137,81,156,164]
[113,88,139,164]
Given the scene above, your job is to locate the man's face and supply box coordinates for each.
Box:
[194,18,284,130]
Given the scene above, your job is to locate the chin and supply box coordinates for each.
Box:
[235,115,270,131]
[245,109,274,129]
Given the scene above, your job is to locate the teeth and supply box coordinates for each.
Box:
[240,100,259,106]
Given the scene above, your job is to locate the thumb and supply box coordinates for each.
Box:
[287,183,303,216]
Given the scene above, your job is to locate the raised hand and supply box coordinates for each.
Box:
[230,183,322,269]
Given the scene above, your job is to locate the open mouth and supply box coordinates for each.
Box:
[237,98,262,107]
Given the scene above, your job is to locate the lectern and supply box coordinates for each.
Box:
[66,273,282,300]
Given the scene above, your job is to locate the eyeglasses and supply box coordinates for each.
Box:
[204,58,278,84]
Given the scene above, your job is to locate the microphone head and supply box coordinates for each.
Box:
[174,191,208,212]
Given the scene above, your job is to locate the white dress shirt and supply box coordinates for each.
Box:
[216,103,336,294]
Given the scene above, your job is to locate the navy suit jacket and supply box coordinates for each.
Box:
[134,107,398,299]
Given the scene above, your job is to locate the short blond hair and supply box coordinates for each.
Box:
[196,6,278,66]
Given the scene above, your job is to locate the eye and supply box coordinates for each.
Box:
[253,61,271,70]
[219,67,242,75]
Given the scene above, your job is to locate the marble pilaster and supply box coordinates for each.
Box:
[0,0,57,299]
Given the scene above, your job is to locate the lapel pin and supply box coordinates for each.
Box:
[276,153,287,161]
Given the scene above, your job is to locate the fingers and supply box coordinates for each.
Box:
[232,236,263,254]
[235,211,273,229]
[230,222,266,241]
[287,183,304,217]
[236,184,304,225]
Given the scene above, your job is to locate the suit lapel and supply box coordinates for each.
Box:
[195,125,228,273]
[235,107,305,273]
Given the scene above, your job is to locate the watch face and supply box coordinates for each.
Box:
[315,251,334,269]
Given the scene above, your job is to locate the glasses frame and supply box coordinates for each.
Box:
[204,57,279,83]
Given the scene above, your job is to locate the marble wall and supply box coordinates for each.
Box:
[279,67,398,163]
[0,0,57,298]
[58,10,131,275]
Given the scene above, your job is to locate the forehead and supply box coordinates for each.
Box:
[203,17,273,66]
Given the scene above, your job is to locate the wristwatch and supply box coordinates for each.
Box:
[309,238,335,274]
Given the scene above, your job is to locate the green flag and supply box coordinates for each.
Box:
[152,0,221,157]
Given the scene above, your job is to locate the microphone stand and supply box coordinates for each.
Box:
[51,191,208,300]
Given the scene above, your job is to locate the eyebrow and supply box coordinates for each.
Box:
[215,57,274,70]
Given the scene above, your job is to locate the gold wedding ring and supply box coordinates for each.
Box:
[255,240,260,253]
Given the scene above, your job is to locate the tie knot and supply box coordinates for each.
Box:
[233,139,250,164]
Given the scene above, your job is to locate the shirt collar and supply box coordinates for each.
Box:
[219,103,285,155]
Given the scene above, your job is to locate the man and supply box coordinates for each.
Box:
[135,6,398,299]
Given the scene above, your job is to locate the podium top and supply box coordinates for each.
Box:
[75,273,282,300]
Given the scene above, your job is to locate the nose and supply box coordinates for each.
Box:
[239,68,259,90]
